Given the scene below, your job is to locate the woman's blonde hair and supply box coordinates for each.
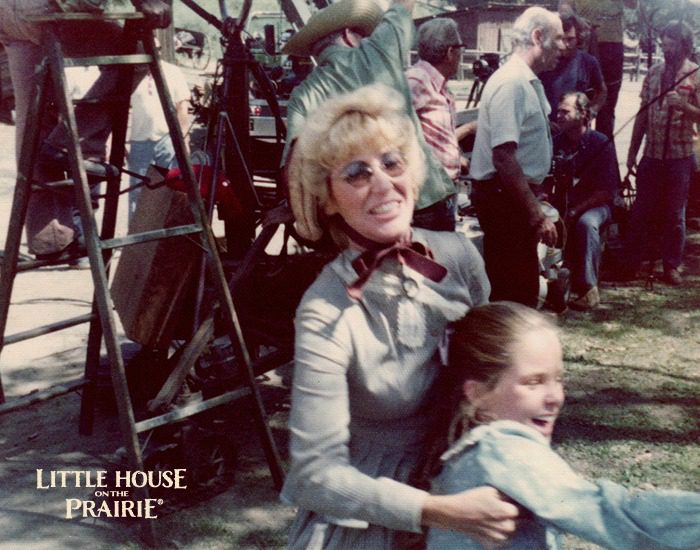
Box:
[287,84,425,242]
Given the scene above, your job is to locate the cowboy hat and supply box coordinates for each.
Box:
[282,0,385,56]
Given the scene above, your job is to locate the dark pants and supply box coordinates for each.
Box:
[594,42,624,139]
[412,194,457,232]
[473,182,540,308]
[624,156,693,270]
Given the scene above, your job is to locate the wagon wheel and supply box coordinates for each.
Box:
[190,34,211,71]
[174,33,212,71]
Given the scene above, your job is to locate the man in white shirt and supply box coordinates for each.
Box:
[470,6,564,307]
[128,55,190,221]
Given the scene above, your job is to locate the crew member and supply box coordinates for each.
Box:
[470,6,565,307]
[558,0,637,139]
[0,0,171,259]
[540,13,606,121]
[623,21,700,286]
[554,91,619,310]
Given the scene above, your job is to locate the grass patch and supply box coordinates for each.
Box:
[548,260,700,549]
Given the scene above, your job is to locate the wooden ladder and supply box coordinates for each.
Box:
[0,12,284,543]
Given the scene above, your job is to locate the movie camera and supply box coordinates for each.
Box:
[121,0,331,484]
[465,52,500,108]
[471,53,499,82]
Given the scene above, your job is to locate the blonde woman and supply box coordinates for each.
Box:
[282,84,518,549]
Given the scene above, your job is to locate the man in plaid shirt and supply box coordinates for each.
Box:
[406,18,475,184]
[623,21,700,286]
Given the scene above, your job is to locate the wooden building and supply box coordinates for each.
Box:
[415,2,554,53]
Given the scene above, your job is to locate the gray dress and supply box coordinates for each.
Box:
[281,228,490,549]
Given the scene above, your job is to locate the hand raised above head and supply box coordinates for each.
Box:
[132,0,172,29]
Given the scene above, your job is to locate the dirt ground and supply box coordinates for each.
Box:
[0,78,698,549]
[0,108,296,547]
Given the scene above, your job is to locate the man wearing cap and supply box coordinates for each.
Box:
[282,0,459,231]
[406,17,476,184]
[470,7,565,308]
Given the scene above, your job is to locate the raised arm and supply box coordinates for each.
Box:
[666,89,700,124]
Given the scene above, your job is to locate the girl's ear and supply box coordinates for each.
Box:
[463,379,484,404]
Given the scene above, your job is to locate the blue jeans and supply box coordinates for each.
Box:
[625,156,693,270]
[127,135,177,222]
[567,204,612,294]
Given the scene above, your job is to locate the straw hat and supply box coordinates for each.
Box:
[282,0,385,56]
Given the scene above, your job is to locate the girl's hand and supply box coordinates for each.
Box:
[422,486,520,547]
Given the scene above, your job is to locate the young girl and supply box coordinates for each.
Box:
[426,301,700,549]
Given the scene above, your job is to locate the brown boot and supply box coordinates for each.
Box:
[569,286,600,311]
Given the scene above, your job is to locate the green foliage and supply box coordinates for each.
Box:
[626,0,700,42]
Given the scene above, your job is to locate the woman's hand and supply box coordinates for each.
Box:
[422,486,520,547]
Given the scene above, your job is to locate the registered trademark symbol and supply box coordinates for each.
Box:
[158,499,164,505]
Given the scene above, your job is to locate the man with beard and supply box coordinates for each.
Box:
[558,0,637,139]
[470,6,565,307]
[622,21,700,286]
[554,91,620,310]
[539,13,606,122]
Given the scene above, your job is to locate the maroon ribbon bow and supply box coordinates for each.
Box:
[330,215,448,299]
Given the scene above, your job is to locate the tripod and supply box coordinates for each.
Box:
[179,0,329,392]
[465,77,486,109]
